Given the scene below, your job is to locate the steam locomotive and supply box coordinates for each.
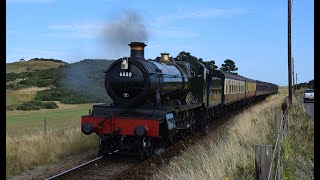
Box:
[81,42,278,159]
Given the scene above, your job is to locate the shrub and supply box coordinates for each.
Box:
[16,101,58,111]
[16,101,41,111]
[6,105,16,111]
[42,102,58,109]
[6,72,18,82]
[34,87,108,104]
[6,83,14,89]
[10,68,61,88]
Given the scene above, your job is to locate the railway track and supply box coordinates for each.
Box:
[44,101,259,180]
[45,115,231,180]
[45,156,104,180]
[44,154,141,180]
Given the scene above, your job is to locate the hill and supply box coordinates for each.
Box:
[6,59,115,110]
[6,58,67,73]
[38,59,115,104]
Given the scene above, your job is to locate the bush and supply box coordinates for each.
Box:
[16,101,41,111]
[42,102,58,109]
[6,83,14,89]
[6,72,18,82]
[16,101,58,111]
[10,68,61,88]
[6,105,16,111]
[34,87,108,104]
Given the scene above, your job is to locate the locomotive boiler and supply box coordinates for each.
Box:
[105,42,192,107]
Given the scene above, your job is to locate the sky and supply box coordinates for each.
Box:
[6,0,314,86]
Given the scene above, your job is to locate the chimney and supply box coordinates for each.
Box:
[160,53,170,64]
[128,42,147,60]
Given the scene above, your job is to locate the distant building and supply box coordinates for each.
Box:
[19,58,25,62]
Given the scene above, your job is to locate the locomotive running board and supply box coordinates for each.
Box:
[91,104,167,122]
[90,103,203,121]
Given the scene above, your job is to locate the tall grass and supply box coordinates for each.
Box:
[153,92,285,180]
[281,95,314,179]
[6,129,98,177]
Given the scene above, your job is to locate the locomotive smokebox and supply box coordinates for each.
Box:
[129,42,147,60]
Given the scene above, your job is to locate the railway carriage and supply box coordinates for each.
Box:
[213,71,246,105]
[256,80,278,97]
[245,78,256,98]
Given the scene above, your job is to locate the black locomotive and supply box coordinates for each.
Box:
[81,42,278,159]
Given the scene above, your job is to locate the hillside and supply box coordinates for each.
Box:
[6,58,67,73]
[45,59,115,104]
[6,59,115,110]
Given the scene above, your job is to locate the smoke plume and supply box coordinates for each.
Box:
[60,59,114,103]
[102,10,149,57]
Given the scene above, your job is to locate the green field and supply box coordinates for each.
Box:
[6,104,94,137]
[6,91,20,107]
[6,60,64,73]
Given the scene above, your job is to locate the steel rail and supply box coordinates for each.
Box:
[45,156,103,180]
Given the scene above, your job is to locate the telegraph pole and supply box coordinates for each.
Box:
[292,57,295,93]
[288,0,292,103]
[296,73,298,90]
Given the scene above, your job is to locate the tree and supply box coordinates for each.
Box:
[204,60,218,70]
[175,51,194,61]
[175,51,205,63]
[220,59,238,74]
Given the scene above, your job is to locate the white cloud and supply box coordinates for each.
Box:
[153,8,247,26]
[46,21,201,40]
[46,23,105,39]
[41,32,98,39]
[45,7,243,40]
[147,8,247,38]
[180,8,246,19]
[7,48,68,62]
[48,23,104,31]
[7,0,55,3]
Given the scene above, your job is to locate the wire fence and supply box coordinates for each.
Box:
[255,96,289,180]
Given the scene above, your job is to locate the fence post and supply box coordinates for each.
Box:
[255,144,272,180]
[281,97,289,136]
[44,117,47,135]
[275,110,282,152]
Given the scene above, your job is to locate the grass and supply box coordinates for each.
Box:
[6,87,51,109]
[6,129,98,177]
[6,88,313,179]
[280,94,314,179]
[6,60,64,73]
[6,103,93,137]
[6,90,20,107]
[6,87,95,137]
[152,89,287,180]
[6,103,99,178]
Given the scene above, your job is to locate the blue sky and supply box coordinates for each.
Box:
[6,0,314,86]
